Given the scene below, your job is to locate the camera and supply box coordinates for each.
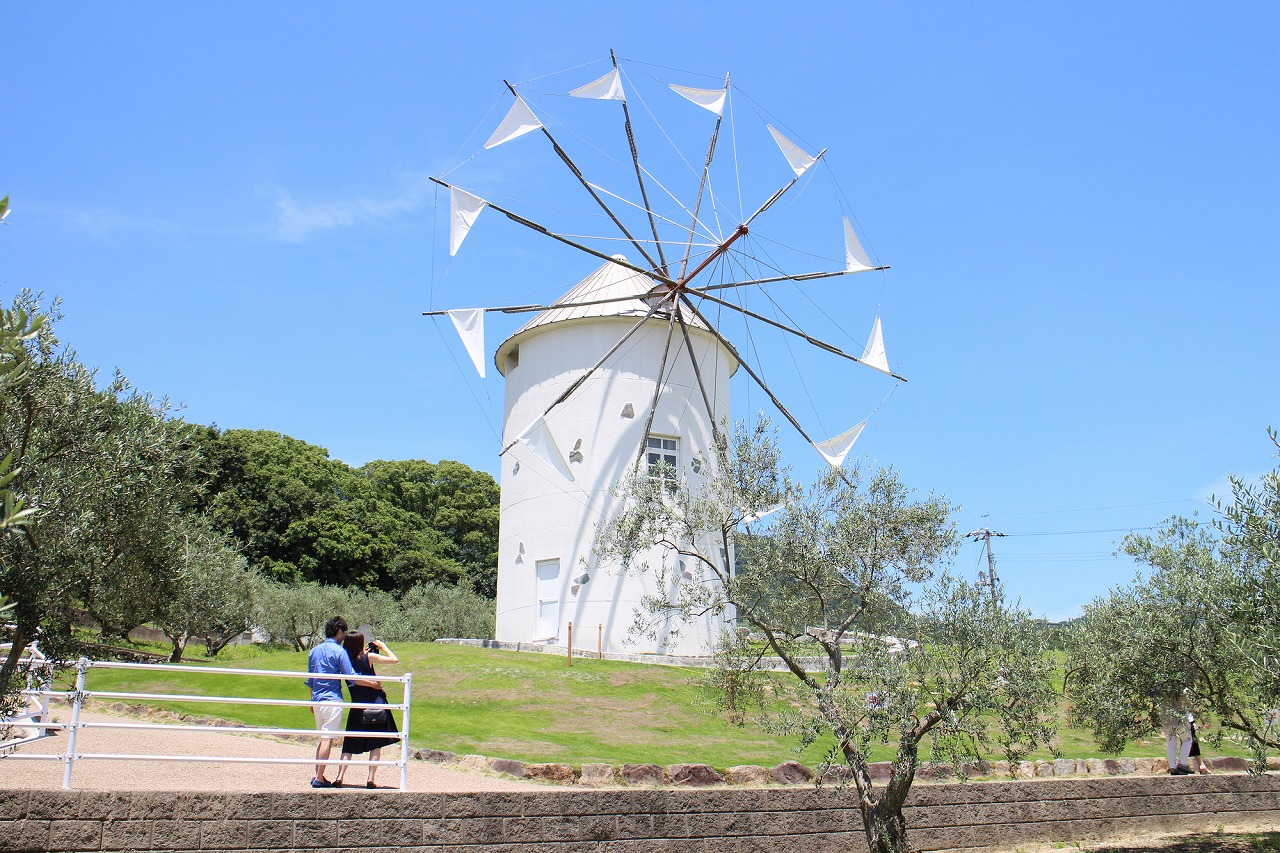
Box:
[367,642,377,652]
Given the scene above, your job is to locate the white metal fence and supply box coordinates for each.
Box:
[1,655,414,791]
[0,641,54,755]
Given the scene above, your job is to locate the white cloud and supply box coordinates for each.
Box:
[273,176,430,242]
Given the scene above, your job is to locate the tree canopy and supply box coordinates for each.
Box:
[0,293,205,689]
[595,419,1057,853]
[197,430,499,594]
[1067,429,1280,768]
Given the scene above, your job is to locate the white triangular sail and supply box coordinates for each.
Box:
[860,316,891,376]
[517,416,575,481]
[740,503,784,524]
[844,217,875,273]
[814,421,866,467]
[570,68,625,101]
[446,308,486,378]
[449,187,487,256]
[484,97,543,149]
[767,125,818,177]
[670,84,727,117]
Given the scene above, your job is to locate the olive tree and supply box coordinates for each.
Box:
[1068,429,1280,769]
[154,516,261,662]
[252,580,347,651]
[595,420,1057,853]
[0,293,200,692]
[0,302,44,531]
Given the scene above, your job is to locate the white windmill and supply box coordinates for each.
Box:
[427,54,905,656]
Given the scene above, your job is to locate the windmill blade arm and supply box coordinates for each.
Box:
[675,312,723,447]
[691,286,911,379]
[679,107,725,280]
[676,295,818,447]
[423,304,544,317]
[428,177,675,286]
[690,290,866,364]
[587,182,717,245]
[744,149,825,226]
[427,290,674,318]
[500,79,661,272]
[612,53,668,276]
[696,266,890,295]
[632,311,681,471]
[540,295,669,417]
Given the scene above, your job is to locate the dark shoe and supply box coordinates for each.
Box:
[332,779,343,788]
[1169,766,1192,775]
[310,778,332,788]
[366,781,378,789]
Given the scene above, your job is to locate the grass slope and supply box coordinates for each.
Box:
[68,642,1248,769]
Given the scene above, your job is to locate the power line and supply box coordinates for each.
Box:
[968,499,1201,519]
[1005,526,1157,537]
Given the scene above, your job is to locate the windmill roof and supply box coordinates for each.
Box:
[496,256,718,374]
[517,256,709,334]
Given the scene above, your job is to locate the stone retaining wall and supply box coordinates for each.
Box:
[5,774,1280,852]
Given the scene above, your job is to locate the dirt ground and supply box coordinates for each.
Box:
[0,707,536,793]
[1004,832,1280,852]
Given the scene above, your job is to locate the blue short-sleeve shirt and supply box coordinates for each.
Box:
[306,638,356,702]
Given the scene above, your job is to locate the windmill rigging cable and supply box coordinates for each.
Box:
[429,184,439,310]
[439,90,509,180]
[619,57,726,84]
[623,69,731,233]
[733,247,828,436]
[428,320,501,444]
[735,87,822,159]
[727,87,744,223]
[746,233,868,353]
[582,181,720,246]
[512,57,611,88]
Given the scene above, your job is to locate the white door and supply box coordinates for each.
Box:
[535,558,561,639]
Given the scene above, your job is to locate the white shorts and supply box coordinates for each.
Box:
[313,702,344,737]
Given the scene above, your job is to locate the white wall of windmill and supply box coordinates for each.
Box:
[493,313,736,656]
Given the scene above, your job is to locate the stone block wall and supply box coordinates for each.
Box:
[3,774,1279,852]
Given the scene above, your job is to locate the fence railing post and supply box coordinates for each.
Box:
[62,657,89,790]
[399,671,412,792]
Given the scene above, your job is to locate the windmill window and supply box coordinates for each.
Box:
[646,435,679,486]
[506,346,519,372]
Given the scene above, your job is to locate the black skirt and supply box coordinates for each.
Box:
[341,685,399,754]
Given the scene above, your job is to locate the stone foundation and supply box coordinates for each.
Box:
[4,774,1280,852]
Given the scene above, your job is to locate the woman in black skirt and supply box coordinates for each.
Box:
[334,632,400,788]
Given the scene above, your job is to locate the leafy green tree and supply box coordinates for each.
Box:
[377,581,496,642]
[252,580,346,651]
[154,516,260,661]
[595,419,1057,853]
[0,267,45,532]
[361,459,500,596]
[1068,431,1280,768]
[0,293,200,691]
[199,430,472,591]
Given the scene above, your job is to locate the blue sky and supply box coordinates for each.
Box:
[2,3,1276,621]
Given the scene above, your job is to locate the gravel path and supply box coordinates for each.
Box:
[0,707,538,793]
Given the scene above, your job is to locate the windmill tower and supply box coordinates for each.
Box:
[492,257,738,656]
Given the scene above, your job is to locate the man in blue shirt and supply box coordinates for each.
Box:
[306,616,378,788]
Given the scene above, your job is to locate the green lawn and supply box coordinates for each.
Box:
[62,642,1249,770]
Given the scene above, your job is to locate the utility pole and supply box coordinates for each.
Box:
[966,527,1006,597]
